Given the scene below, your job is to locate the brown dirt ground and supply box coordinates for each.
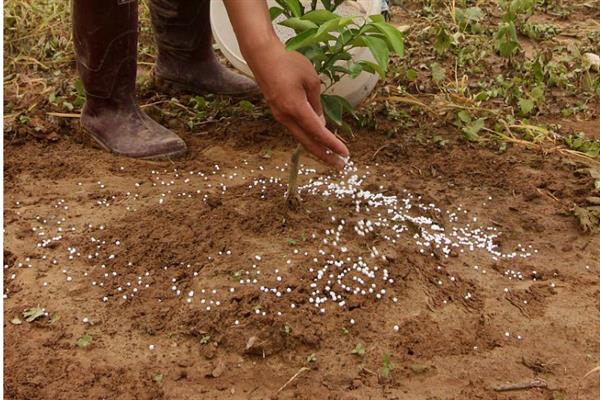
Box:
[4,2,600,399]
[4,104,600,400]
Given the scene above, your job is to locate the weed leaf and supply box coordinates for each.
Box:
[23,306,44,323]
[76,334,93,348]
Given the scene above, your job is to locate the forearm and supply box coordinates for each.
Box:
[222,0,283,66]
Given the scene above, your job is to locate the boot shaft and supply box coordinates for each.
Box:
[72,0,139,100]
[149,0,213,62]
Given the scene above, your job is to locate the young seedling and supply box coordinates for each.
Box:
[286,144,304,206]
[495,0,536,58]
[380,353,395,379]
[76,333,93,348]
[23,306,45,322]
[270,0,404,206]
[351,342,366,356]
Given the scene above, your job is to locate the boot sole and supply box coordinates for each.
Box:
[83,127,188,161]
[154,74,260,98]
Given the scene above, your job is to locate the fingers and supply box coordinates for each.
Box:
[286,120,346,169]
[270,96,349,159]
[294,100,350,157]
[271,98,349,168]
[304,75,324,118]
[319,113,326,126]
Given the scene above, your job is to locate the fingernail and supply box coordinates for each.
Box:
[336,154,349,169]
[336,154,350,166]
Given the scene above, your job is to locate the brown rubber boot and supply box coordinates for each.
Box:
[73,0,187,159]
[149,0,260,96]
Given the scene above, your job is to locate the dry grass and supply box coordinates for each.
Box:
[3,1,157,121]
[3,0,600,164]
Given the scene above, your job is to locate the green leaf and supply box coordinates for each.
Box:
[200,334,211,345]
[363,36,389,77]
[333,29,357,51]
[315,17,340,37]
[301,9,337,24]
[285,28,336,51]
[337,95,357,119]
[431,62,446,83]
[358,60,385,77]
[276,0,303,17]
[303,46,327,64]
[280,17,318,32]
[285,28,318,51]
[238,100,254,110]
[456,7,483,31]
[496,22,519,57]
[369,14,385,23]
[531,58,545,83]
[76,334,93,348]
[191,96,207,110]
[462,118,486,142]
[498,40,519,57]
[329,51,352,63]
[306,353,317,363]
[260,147,272,159]
[23,306,45,322]
[382,354,396,378]
[474,91,490,101]
[73,97,84,108]
[73,79,84,96]
[153,372,164,384]
[10,317,22,325]
[321,94,356,127]
[331,65,350,77]
[405,68,417,81]
[457,110,472,123]
[530,86,545,102]
[349,63,363,79]
[316,16,352,38]
[518,97,535,115]
[433,26,452,54]
[321,94,344,126]
[351,343,365,356]
[464,7,483,22]
[433,135,448,147]
[322,51,352,71]
[18,114,30,125]
[269,6,285,20]
[370,22,404,56]
[585,146,600,158]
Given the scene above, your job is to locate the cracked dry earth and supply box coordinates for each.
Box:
[4,119,600,400]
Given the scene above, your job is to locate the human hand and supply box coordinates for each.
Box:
[246,43,350,169]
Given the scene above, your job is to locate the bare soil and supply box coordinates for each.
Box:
[4,112,600,399]
[4,1,600,399]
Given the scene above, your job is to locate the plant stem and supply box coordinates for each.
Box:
[286,144,304,205]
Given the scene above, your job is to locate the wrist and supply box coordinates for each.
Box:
[240,35,285,67]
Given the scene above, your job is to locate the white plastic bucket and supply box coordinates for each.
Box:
[210,0,381,107]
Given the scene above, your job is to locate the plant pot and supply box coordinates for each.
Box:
[210,0,381,107]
